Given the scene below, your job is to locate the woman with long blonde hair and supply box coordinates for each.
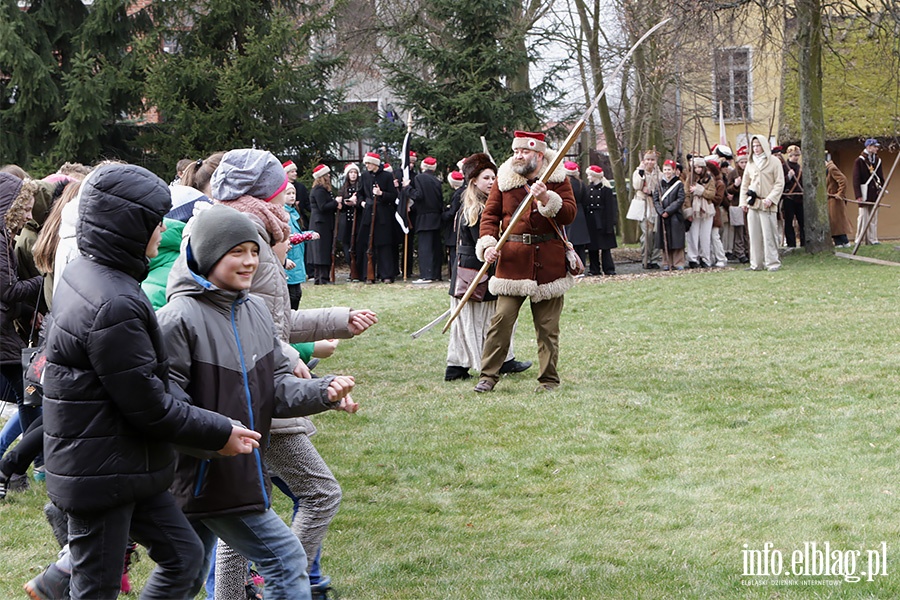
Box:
[445,153,530,381]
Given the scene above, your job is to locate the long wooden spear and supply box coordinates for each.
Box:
[440,18,671,334]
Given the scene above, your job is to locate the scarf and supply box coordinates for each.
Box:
[221,195,290,244]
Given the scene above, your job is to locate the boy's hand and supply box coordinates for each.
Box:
[336,395,359,414]
[348,309,378,335]
[218,425,261,456]
[327,375,355,404]
[293,360,311,379]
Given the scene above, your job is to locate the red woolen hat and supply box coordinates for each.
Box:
[282,160,297,173]
[563,161,579,176]
[736,146,748,157]
[312,164,331,179]
[512,131,547,154]
[409,151,417,159]
[422,156,437,170]
[587,165,604,176]
[363,152,381,166]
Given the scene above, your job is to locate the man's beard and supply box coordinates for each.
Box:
[512,154,539,177]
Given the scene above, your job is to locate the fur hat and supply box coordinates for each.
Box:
[188,204,260,277]
[691,156,707,169]
[282,160,297,173]
[312,164,331,179]
[511,131,547,154]
[563,161,579,176]
[586,165,603,178]
[736,146,748,158]
[461,153,497,182]
[447,171,464,188]
[344,163,359,176]
[363,152,381,166]
[422,156,437,170]
[212,149,288,202]
[383,163,393,173]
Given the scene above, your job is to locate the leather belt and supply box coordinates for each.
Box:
[507,233,556,245]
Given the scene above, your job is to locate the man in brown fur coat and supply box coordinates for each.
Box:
[473,131,577,393]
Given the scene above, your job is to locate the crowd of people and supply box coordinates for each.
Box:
[0,154,375,600]
[0,131,887,598]
[630,137,883,273]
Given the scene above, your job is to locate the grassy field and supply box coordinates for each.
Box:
[2,246,899,599]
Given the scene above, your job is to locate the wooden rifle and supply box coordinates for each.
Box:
[441,19,670,333]
[330,200,339,283]
[348,186,359,281]
[367,181,378,282]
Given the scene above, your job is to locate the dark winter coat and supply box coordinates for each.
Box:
[42,164,234,514]
[442,186,464,247]
[0,173,42,365]
[451,205,497,302]
[585,181,618,250]
[159,255,342,520]
[566,176,591,246]
[410,171,443,232]
[360,167,398,246]
[653,176,686,250]
[852,152,884,203]
[337,179,361,248]
[309,185,337,266]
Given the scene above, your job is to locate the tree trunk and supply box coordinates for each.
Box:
[797,0,829,253]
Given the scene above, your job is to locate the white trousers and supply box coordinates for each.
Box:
[855,206,879,244]
[747,209,781,270]
[687,215,713,264]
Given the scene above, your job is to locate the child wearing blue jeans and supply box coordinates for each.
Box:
[156,204,357,599]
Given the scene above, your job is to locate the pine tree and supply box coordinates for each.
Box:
[0,0,150,170]
[382,0,541,166]
[140,0,356,174]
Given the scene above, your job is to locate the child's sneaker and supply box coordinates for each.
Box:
[121,541,139,594]
[245,568,264,599]
[311,575,336,600]
[24,564,70,600]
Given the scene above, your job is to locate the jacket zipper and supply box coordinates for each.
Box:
[231,299,269,509]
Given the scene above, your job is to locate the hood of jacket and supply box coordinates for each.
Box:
[749,134,773,161]
[77,164,171,282]
[496,148,567,193]
[0,172,24,229]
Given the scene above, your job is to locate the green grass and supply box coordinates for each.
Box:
[2,247,900,599]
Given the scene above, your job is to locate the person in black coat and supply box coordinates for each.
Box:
[40,163,259,599]
[652,160,687,270]
[336,163,362,279]
[309,164,338,284]
[585,165,619,276]
[409,157,445,282]
[357,152,398,282]
[562,162,592,271]
[442,171,465,283]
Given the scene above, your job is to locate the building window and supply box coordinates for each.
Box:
[714,47,751,121]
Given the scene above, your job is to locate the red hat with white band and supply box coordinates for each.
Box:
[363,152,381,166]
[563,161,579,176]
[587,165,604,176]
[312,164,331,179]
[282,160,297,173]
[512,131,547,154]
